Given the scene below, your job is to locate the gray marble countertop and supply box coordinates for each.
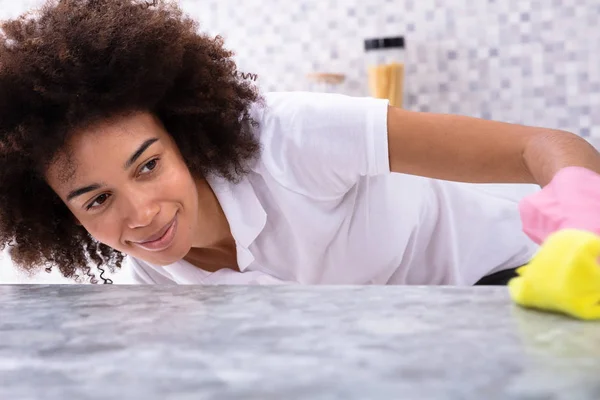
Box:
[1,285,599,400]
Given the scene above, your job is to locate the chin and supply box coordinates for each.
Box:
[135,241,191,267]
[153,248,190,266]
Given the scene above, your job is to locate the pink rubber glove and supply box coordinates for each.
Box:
[519,166,600,244]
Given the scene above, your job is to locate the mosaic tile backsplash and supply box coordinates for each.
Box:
[1,0,600,137]
[177,0,600,138]
[0,1,598,283]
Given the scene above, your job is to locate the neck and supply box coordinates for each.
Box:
[186,177,238,271]
[192,177,233,247]
[184,241,238,272]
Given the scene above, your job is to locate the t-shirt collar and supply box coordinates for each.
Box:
[206,174,266,271]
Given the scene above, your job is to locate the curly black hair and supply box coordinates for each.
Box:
[0,0,261,283]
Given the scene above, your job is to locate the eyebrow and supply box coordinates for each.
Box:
[66,138,159,202]
[124,138,159,169]
[66,184,102,202]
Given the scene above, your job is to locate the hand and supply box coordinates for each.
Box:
[519,166,600,244]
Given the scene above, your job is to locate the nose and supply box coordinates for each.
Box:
[123,191,160,229]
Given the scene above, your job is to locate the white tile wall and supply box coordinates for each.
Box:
[174,0,600,135]
[0,248,133,284]
[0,248,75,283]
[1,0,599,282]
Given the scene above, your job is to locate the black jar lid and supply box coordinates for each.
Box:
[364,36,405,51]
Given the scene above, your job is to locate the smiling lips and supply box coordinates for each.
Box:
[134,214,178,252]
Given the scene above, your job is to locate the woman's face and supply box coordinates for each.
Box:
[46,112,200,266]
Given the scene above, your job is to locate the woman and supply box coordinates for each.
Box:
[1,0,599,285]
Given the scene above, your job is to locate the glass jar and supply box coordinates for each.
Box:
[364,36,405,108]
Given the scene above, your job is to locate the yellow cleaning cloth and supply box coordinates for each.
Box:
[508,229,600,320]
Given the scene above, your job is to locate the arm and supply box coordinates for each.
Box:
[387,106,600,187]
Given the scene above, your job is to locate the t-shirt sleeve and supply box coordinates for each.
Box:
[254,92,390,197]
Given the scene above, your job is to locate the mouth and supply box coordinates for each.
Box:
[133,214,178,252]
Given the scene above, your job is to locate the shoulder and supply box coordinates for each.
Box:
[252,91,387,130]
[248,92,390,197]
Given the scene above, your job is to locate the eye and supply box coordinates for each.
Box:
[139,158,159,175]
[86,193,110,210]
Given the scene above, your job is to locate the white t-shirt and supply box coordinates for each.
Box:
[127,92,538,285]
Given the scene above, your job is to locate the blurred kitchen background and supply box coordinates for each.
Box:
[1,0,599,283]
